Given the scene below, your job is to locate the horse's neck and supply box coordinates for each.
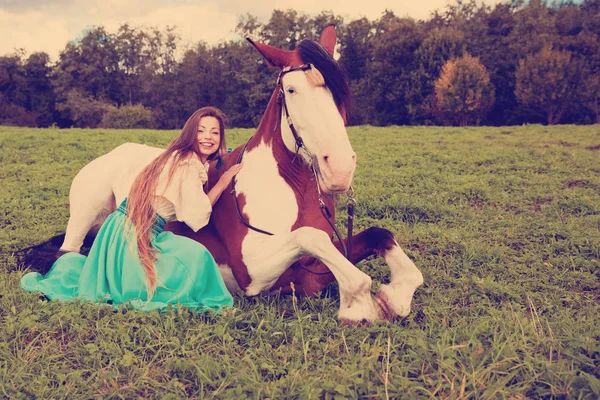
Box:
[212,92,332,236]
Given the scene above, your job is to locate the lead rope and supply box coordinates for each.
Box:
[346,186,356,258]
[310,164,351,259]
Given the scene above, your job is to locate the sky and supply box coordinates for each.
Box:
[0,0,506,61]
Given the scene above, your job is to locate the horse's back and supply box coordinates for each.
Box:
[71,143,163,204]
[109,143,164,204]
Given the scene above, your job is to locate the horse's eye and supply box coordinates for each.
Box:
[287,87,296,95]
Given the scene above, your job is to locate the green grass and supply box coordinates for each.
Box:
[1,124,599,398]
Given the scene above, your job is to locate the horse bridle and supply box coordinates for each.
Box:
[230,64,356,275]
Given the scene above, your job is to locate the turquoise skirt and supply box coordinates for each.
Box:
[21,200,233,312]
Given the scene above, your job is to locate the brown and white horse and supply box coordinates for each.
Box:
[57,25,423,323]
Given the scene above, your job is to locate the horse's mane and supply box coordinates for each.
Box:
[297,40,352,121]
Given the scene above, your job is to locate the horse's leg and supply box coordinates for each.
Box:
[60,166,116,253]
[274,227,423,319]
[270,227,384,296]
[60,205,113,252]
[343,227,423,318]
[241,227,378,323]
[372,237,423,319]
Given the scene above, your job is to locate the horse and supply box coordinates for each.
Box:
[48,25,423,324]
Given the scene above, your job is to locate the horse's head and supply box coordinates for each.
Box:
[247,25,356,195]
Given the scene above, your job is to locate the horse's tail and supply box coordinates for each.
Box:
[5,233,94,274]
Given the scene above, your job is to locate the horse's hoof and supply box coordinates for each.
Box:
[339,317,370,327]
[338,302,378,325]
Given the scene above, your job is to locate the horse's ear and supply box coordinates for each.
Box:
[246,38,292,68]
[319,24,337,56]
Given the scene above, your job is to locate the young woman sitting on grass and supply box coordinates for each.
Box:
[21,106,242,311]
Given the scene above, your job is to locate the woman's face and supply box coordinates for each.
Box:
[197,116,221,163]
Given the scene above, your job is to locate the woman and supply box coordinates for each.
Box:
[21,107,241,312]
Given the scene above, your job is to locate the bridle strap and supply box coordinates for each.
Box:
[230,140,274,236]
[277,64,313,153]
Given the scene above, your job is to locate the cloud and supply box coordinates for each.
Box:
[207,0,502,22]
[0,0,74,12]
[0,0,239,61]
[101,3,239,48]
[0,0,507,61]
[0,9,70,58]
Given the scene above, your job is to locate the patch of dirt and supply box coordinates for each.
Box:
[470,200,483,209]
[533,197,553,212]
[508,242,525,251]
[558,140,576,147]
[586,144,600,151]
[566,180,589,189]
[469,201,497,209]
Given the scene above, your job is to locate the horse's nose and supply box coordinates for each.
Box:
[321,152,356,165]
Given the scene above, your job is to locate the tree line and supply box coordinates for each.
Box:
[0,0,598,129]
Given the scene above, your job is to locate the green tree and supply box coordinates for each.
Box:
[212,41,271,128]
[480,3,520,125]
[515,46,586,125]
[338,18,373,82]
[261,9,308,49]
[24,52,55,126]
[555,3,584,36]
[305,11,345,41]
[412,27,465,123]
[338,17,374,125]
[53,27,123,126]
[0,52,33,126]
[510,0,558,57]
[359,14,424,125]
[54,27,122,101]
[177,42,220,116]
[101,104,156,128]
[56,89,114,128]
[581,0,600,37]
[559,27,600,123]
[115,24,149,105]
[0,51,56,127]
[235,13,263,42]
[434,53,495,126]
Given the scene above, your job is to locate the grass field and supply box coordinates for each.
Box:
[1,124,599,398]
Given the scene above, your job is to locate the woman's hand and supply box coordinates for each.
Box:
[207,163,244,206]
[219,163,243,186]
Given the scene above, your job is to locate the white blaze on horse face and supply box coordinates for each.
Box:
[235,142,300,294]
[280,70,356,194]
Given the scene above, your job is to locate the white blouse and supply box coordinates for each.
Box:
[153,155,212,232]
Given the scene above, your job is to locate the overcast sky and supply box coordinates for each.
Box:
[0,0,506,61]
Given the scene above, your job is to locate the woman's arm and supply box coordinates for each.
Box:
[206,163,243,206]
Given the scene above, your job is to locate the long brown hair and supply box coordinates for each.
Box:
[127,106,228,296]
